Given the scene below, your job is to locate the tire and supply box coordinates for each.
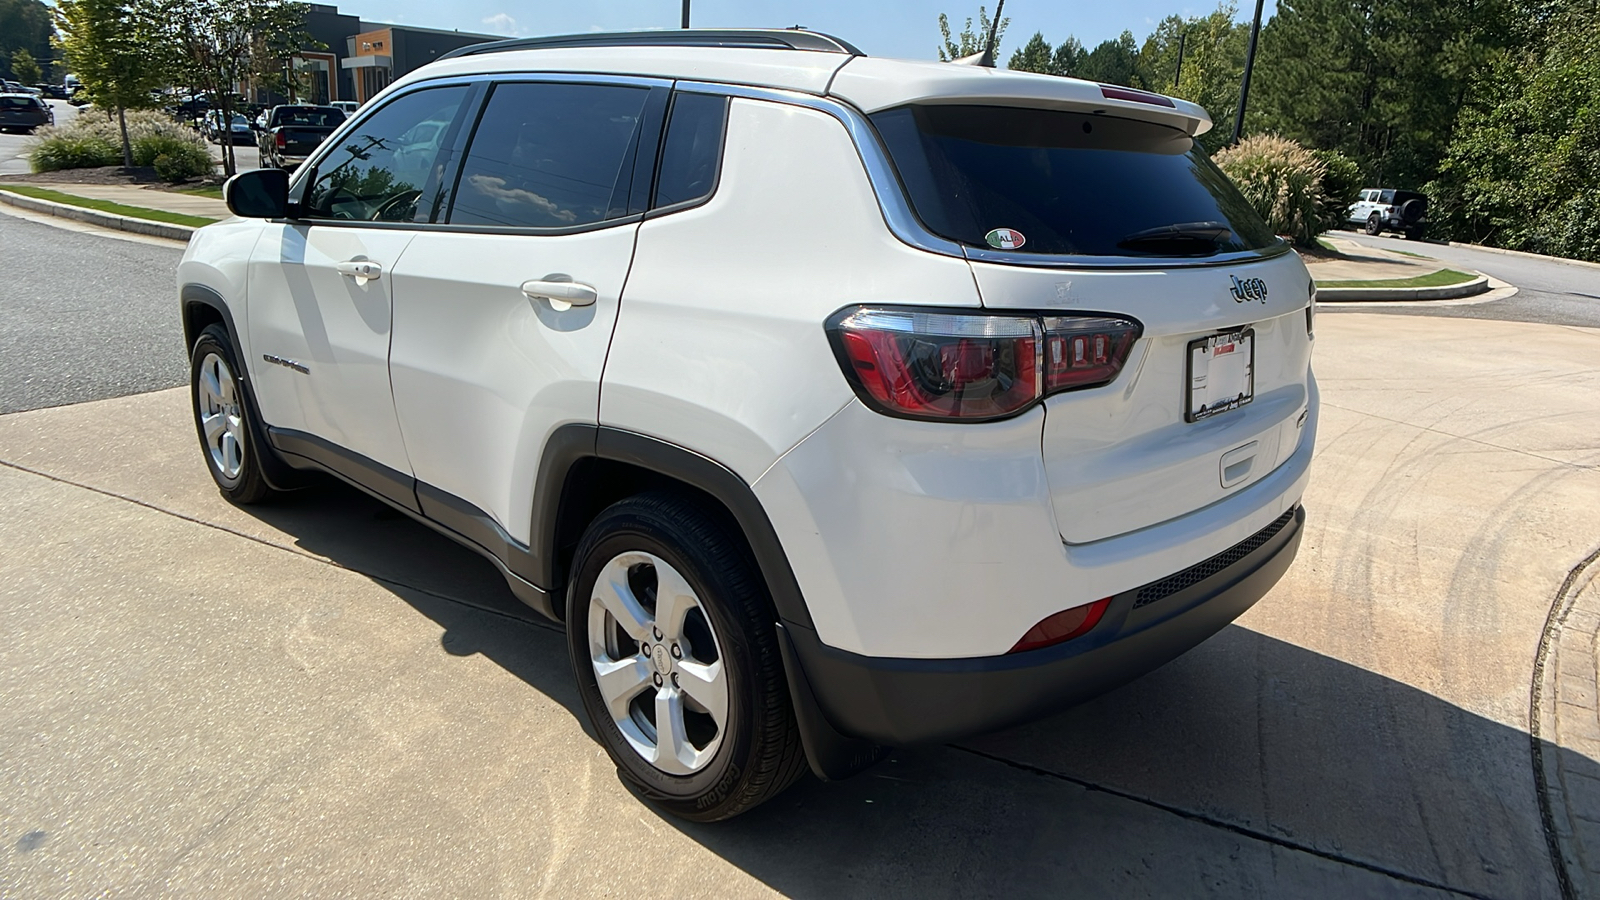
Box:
[567,493,808,822]
[1365,213,1383,236]
[189,323,277,505]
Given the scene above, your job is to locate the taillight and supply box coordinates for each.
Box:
[275,132,287,149]
[1306,277,1317,337]
[1010,597,1113,653]
[826,306,1141,421]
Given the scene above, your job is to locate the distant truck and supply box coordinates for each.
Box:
[255,105,347,171]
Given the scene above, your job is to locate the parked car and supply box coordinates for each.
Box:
[255,104,346,170]
[0,93,53,134]
[331,100,361,116]
[39,83,69,100]
[1347,188,1429,240]
[203,111,254,145]
[185,29,1317,821]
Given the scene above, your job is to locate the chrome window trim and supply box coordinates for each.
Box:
[674,80,1292,270]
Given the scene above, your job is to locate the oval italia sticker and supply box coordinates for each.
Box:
[985,227,1027,250]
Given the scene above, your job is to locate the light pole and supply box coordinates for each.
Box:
[1232,0,1265,145]
[681,0,691,28]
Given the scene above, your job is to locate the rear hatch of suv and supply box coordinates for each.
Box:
[871,101,1314,544]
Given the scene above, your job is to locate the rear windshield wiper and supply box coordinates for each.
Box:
[1117,221,1234,252]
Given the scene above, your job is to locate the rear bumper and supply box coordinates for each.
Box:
[786,504,1303,746]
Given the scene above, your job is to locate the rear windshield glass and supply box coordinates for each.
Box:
[275,107,344,127]
[872,105,1278,258]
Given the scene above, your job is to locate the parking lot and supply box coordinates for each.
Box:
[1,199,1595,897]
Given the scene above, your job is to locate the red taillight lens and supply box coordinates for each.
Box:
[1009,597,1113,654]
[828,307,1141,421]
[275,132,287,149]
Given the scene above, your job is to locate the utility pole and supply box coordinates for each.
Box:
[681,0,691,28]
[1232,0,1265,145]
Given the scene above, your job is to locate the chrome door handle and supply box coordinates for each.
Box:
[521,279,598,308]
[335,260,382,281]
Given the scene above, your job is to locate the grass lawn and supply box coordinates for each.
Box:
[177,185,224,201]
[1316,237,1338,253]
[0,184,216,228]
[1387,248,1435,259]
[1318,269,1477,289]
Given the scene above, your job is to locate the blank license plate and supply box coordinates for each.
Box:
[1186,328,1255,422]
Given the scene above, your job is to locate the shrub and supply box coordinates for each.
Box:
[134,134,213,181]
[29,108,212,179]
[29,134,121,171]
[1314,149,1362,233]
[1214,134,1328,248]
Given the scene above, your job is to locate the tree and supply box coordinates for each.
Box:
[1079,31,1147,89]
[136,0,313,176]
[1137,6,1250,150]
[54,0,166,168]
[12,47,41,85]
[1007,31,1053,73]
[0,0,54,81]
[1051,37,1088,77]
[937,7,1009,61]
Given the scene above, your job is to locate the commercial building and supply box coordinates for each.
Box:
[267,4,501,106]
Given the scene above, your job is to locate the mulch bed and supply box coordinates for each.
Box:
[0,166,223,192]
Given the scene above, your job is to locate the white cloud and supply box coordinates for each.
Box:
[482,13,520,36]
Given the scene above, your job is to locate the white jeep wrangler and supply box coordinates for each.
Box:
[180,29,1317,821]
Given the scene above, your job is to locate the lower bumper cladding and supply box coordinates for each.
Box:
[784,505,1305,747]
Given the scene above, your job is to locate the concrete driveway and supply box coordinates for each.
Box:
[2,312,1598,897]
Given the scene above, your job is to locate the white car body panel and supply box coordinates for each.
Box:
[388,227,638,545]
[177,219,267,359]
[828,56,1213,134]
[753,381,1316,659]
[968,252,1314,543]
[600,98,980,484]
[245,224,416,475]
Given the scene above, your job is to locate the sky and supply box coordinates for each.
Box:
[325,1,1279,62]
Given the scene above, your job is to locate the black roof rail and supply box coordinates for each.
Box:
[438,29,866,61]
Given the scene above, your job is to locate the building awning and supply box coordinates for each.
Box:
[341,55,391,70]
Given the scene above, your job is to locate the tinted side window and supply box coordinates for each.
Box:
[448,82,650,229]
[303,86,469,223]
[652,93,728,209]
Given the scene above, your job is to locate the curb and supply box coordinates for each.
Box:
[1536,549,1600,899]
[1314,273,1491,302]
[0,189,199,242]
[1448,241,1600,272]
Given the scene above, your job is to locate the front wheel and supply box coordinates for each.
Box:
[189,324,277,505]
[567,493,808,822]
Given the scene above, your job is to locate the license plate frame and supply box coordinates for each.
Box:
[1186,327,1255,423]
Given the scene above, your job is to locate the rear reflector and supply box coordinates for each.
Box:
[1098,85,1177,108]
[1010,597,1113,653]
[826,306,1141,422]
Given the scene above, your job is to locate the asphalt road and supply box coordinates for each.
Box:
[1330,230,1600,328]
[0,213,186,414]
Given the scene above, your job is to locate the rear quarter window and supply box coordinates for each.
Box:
[872,104,1279,258]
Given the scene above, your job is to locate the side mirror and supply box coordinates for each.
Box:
[224,168,290,219]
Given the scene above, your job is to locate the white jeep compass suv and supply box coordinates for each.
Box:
[180,30,1317,821]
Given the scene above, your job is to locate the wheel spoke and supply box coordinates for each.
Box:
[593,655,652,721]
[676,659,726,728]
[652,688,694,775]
[652,563,697,642]
[201,411,226,444]
[596,569,654,643]
[200,366,222,407]
[218,364,236,403]
[222,432,241,475]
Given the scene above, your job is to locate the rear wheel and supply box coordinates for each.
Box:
[189,324,277,505]
[1365,213,1382,236]
[567,493,807,822]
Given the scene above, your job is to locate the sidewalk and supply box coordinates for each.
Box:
[1305,236,1493,301]
[33,182,229,219]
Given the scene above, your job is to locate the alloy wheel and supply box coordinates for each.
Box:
[196,352,246,481]
[587,551,728,775]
